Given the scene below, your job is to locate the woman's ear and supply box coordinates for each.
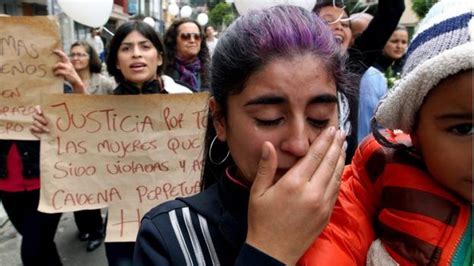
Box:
[157,53,163,67]
[209,97,226,141]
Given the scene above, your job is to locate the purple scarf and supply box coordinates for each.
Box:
[175,57,201,91]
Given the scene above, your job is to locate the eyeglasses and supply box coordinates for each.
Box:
[179,32,201,41]
[68,53,89,59]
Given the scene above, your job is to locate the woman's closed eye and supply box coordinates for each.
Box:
[255,118,284,126]
[308,118,329,128]
[254,117,329,128]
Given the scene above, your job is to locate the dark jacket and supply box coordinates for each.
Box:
[0,140,40,179]
[348,0,405,76]
[343,0,405,165]
[113,79,165,95]
[134,173,284,265]
[165,64,210,93]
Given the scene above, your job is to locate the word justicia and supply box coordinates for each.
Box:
[50,102,154,133]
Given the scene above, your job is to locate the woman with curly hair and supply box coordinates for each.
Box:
[163,18,210,92]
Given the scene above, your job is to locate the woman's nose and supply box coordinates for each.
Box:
[332,21,343,31]
[280,122,311,158]
[132,46,142,57]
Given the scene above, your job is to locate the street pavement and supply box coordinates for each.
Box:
[0,202,108,266]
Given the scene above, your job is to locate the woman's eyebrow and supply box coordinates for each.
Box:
[244,95,285,106]
[436,113,473,120]
[308,94,338,105]
[120,40,151,46]
[244,94,338,106]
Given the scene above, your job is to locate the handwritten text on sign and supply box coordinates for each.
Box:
[39,93,208,241]
[0,16,62,140]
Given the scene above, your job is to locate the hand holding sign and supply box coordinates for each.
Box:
[39,93,209,241]
[0,16,61,140]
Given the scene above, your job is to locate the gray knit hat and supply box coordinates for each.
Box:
[375,0,474,133]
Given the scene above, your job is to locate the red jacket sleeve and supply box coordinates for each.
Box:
[298,135,386,265]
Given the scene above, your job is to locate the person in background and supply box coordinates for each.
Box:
[313,0,405,163]
[373,25,409,86]
[163,18,210,92]
[32,20,192,265]
[0,140,62,266]
[66,41,115,95]
[134,5,349,265]
[205,25,219,57]
[313,0,405,75]
[352,13,388,142]
[301,0,473,264]
[57,41,115,252]
[0,37,95,266]
[85,28,105,62]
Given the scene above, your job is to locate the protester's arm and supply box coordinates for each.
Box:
[352,0,405,70]
[246,127,347,265]
[52,49,85,94]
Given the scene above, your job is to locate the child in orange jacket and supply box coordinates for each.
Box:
[300,0,473,265]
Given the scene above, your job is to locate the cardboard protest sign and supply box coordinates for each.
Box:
[39,93,208,241]
[0,16,62,140]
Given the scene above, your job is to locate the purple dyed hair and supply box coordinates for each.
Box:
[211,5,347,113]
[201,5,353,189]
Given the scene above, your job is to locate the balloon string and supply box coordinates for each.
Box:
[102,26,114,37]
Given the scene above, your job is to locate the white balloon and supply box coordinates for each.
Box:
[143,17,155,28]
[234,0,317,16]
[197,13,209,26]
[58,0,113,28]
[180,5,193,18]
[168,3,180,16]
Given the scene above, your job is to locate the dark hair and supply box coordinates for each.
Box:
[106,21,165,83]
[163,18,210,87]
[71,41,102,73]
[313,0,349,16]
[201,5,353,189]
[395,24,408,32]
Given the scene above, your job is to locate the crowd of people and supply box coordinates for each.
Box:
[1,0,472,265]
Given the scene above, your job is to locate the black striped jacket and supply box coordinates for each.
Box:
[133,175,284,266]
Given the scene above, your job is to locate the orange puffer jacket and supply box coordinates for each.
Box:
[299,131,472,266]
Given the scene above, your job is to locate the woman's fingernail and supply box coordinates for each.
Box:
[328,126,336,135]
[339,129,346,139]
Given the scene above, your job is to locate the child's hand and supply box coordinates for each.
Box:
[30,105,50,139]
[246,127,346,265]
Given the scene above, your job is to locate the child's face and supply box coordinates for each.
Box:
[413,70,472,202]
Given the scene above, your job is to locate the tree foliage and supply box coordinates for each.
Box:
[209,2,234,28]
[190,0,223,9]
[412,0,437,19]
